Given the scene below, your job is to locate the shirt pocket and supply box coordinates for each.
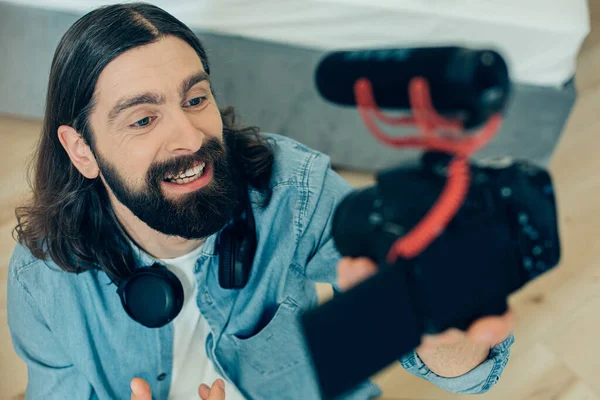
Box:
[230,297,311,378]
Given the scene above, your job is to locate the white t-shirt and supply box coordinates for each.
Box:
[161,245,246,400]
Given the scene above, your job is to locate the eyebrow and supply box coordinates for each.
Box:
[180,71,210,99]
[106,71,210,126]
[107,92,166,126]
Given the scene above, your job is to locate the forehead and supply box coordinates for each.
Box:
[94,35,205,107]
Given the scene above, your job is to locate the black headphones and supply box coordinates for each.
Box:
[116,191,257,328]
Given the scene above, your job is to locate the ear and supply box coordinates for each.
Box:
[57,125,99,179]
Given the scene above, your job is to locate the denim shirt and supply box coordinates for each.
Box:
[8,133,513,399]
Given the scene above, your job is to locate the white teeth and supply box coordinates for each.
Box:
[172,174,198,185]
[165,161,207,183]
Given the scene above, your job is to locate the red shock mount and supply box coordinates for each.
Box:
[353,77,503,264]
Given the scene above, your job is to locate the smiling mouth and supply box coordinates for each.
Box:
[163,161,207,185]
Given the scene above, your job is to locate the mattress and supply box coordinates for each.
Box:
[0,0,590,87]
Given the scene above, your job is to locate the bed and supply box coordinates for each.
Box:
[0,0,590,170]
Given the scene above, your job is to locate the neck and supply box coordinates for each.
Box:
[108,193,205,259]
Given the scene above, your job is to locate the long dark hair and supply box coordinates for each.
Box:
[14,3,274,282]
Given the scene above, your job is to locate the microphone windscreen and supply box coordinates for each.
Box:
[315,47,510,128]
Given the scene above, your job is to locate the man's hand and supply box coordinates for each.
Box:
[130,377,226,400]
[337,257,516,351]
[198,379,226,400]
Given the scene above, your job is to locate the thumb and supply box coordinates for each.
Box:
[130,378,152,400]
[207,379,226,400]
[337,257,377,291]
[467,310,516,346]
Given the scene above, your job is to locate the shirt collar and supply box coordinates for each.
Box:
[127,229,220,268]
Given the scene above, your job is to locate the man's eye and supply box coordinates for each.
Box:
[131,117,153,128]
[185,96,207,108]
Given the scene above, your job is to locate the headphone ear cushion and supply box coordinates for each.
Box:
[117,264,183,328]
[235,235,255,287]
[218,227,236,289]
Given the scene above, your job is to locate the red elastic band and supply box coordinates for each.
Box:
[353,77,502,263]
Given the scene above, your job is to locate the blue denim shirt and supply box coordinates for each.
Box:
[8,133,513,399]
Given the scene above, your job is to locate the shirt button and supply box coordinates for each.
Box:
[157,373,167,381]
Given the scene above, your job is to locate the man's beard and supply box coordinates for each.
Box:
[95,132,242,239]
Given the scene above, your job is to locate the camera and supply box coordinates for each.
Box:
[300,47,562,399]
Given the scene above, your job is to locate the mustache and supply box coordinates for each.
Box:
[147,137,227,183]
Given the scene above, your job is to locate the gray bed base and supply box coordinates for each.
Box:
[0,2,576,172]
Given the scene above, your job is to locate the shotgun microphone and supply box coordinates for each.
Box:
[315,46,511,129]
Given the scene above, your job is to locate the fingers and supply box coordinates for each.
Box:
[198,379,226,400]
[337,257,377,291]
[207,379,226,399]
[198,383,211,400]
[416,310,516,353]
[467,309,517,346]
[130,378,152,400]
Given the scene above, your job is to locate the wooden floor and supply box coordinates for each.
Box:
[3,5,600,399]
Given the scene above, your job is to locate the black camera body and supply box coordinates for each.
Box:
[301,152,561,399]
[335,151,560,329]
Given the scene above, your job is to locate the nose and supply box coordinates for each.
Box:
[165,111,204,154]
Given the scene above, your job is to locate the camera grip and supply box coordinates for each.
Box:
[301,264,422,399]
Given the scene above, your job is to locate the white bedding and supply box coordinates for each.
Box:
[1,0,590,87]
